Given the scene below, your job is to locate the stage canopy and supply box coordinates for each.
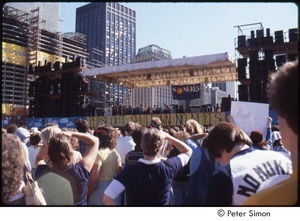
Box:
[81,52,237,88]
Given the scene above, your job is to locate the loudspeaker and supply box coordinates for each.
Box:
[238,67,246,79]
[287,53,298,62]
[251,30,255,39]
[266,28,270,37]
[249,81,262,102]
[238,35,246,47]
[275,55,286,68]
[237,58,247,79]
[221,97,231,112]
[289,28,298,42]
[249,60,258,79]
[256,29,264,39]
[264,49,273,61]
[275,30,284,43]
[238,85,248,101]
[238,58,247,68]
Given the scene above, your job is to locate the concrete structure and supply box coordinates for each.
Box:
[4,2,61,33]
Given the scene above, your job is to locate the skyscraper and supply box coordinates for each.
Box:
[76,2,136,108]
[4,2,61,33]
[131,44,176,111]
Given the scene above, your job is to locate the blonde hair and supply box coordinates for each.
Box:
[40,125,61,144]
[185,119,204,135]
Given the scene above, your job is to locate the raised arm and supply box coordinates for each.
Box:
[162,131,192,158]
[62,131,99,172]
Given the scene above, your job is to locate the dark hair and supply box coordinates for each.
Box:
[131,124,145,152]
[271,124,280,132]
[267,59,298,135]
[30,132,41,146]
[123,121,136,136]
[250,130,268,150]
[141,128,163,157]
[205,122,252,160]
[94,126,119,150]
[6,123,18,134]
[75,118,89,133]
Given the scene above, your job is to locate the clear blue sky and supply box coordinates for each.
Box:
[60,2,298,59]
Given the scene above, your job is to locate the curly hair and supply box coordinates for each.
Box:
[48,133,74,169]
[141,128,164,157]
[94,126,119,149]
[267,59,298,135]
[2,134,25,203]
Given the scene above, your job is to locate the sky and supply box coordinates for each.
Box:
[60,2,298,60]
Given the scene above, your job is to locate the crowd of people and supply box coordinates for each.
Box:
[1,59,298,206]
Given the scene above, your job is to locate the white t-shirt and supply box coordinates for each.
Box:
[115,136,135,165]
[28,145,40,169]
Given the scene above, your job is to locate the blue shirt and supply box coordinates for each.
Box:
[116,157,183,205]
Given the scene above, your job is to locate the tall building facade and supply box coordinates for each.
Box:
[212,81,237,98]
[2,4,88,116]
[4,2,61,33]
[76,2,136,108]
[131,45,176,111]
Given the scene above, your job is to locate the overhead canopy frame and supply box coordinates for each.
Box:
[82,52,237,88]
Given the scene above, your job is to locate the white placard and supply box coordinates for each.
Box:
[230,101,269,138]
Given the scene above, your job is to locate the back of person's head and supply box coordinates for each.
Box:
[94,126,119,149]
[205,122,252,160]
[249,130,263,145]
[40,125,62,144]
[150,117,162,130]
[168,128,177,137]
[131,124,145,151]
[174,130,190,141]
[48,133,73,169]
[271,124,280,132]
[250,130,268,150]
[2,134,25,203]
[6,123,18,134]
[75,118,89,133]
[267,59,298,135]
[123,121,136,136]
[185,119,204,135]
[30,131,41,146]
[15,127,30,143]
[118,126,126,136]
[141,128,164,157]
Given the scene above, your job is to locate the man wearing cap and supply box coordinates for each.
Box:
[15,127,32,171]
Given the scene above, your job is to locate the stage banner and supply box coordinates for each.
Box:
[171,84,201,100]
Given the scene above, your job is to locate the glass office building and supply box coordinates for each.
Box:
[76,2,136,108]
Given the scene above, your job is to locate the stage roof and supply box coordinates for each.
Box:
[82,52,237,88]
